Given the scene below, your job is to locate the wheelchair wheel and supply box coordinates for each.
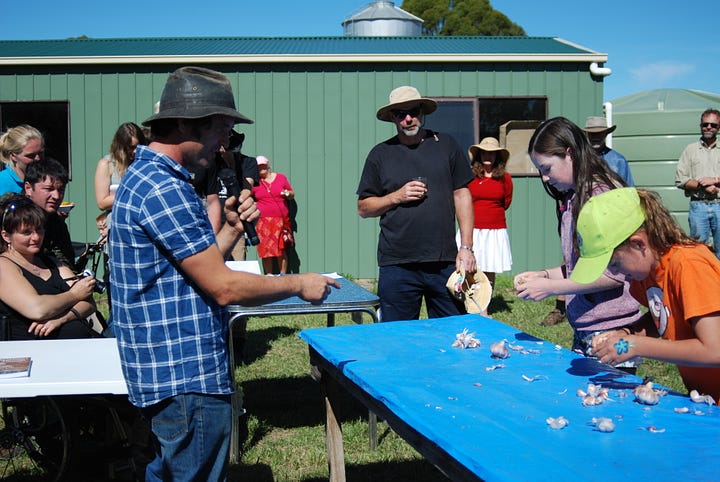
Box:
[0,397,69,482]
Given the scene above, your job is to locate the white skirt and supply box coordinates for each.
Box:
[456,228,512,273]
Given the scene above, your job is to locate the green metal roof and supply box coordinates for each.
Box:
[0,36,606,65]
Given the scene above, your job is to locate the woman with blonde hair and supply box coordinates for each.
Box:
[0,124,44,195]
[94,122,146,213]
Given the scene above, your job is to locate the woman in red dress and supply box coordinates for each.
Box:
[457,137,513,302]
[252,156,295,274]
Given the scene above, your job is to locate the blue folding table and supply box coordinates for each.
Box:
[227,274,379,463]
[300,314,720,482]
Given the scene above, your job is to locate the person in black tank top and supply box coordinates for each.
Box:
[0,194,98,340]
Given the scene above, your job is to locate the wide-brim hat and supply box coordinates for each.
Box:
[468,137,510,164]
[582,116,616,134]
[376,86,438,122]
[143,66,254,126]
[571,188,645,284]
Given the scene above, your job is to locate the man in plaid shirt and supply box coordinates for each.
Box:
[109,66,338,481]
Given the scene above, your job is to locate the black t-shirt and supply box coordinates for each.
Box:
[357,130,473,266]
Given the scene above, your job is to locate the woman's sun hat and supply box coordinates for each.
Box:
[468,137,510,164]
[376,86,438,122]
[571,187,645,284]
[256,155,269,166]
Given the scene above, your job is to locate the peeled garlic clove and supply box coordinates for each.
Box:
[546,416,569,429]
[490,340,510,359]
[590,417,615,432]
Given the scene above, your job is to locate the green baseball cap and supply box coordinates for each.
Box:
[571,187,645,284]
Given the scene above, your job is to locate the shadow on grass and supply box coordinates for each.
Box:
[229,458,446,482]
[241,375,369,430]
[236,324,295,365]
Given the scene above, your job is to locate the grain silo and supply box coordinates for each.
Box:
[342,1,423,36]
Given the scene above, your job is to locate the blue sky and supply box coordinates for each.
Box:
[2,1,714,101]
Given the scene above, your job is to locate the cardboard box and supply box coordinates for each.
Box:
[499,120,542,176]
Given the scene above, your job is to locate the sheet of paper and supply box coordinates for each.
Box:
[225,260,262,275]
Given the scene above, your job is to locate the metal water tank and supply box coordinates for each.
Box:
[342,1,423,37]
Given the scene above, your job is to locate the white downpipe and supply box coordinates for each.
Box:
[603,101,613,148]
[590,62,612,77]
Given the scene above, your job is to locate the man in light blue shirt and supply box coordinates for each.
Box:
[582,116,635,186]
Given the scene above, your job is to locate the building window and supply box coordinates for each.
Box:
[0,101,72,178]
[425,97,547,176]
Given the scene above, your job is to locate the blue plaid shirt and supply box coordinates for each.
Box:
[109,146,232,408]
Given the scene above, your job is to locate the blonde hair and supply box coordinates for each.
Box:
[0,125,44,167]
[109,122,146,178]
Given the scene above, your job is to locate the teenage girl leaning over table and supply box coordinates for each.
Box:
[571,188,720,404]
[0,194,98,340]
[513,117,642,372]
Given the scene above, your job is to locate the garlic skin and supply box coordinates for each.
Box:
[490,340,510,359]
[577,383,610,406]
[451,328,480,349]
[689,390,716,405]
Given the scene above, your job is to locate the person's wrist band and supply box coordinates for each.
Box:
[459,245,473,252]
[69,307,81,319]
[542,269,549,279]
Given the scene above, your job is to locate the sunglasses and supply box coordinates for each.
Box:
[1,197,35,231]
[391,108,422,120]
[701,122,720,129]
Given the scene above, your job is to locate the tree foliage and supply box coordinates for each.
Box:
[401,0,526,36]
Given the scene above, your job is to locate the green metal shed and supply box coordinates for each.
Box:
[0,35,610,278]
[610,88,720,232]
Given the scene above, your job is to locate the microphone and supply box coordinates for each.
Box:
[218,168,260,246]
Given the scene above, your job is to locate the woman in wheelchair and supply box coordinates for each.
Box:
[0,193,98,340]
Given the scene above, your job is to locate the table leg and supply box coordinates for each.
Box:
[317,368,346,482]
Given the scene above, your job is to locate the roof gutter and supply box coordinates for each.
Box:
[0,53,608,66]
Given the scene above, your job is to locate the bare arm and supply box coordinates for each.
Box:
[94,156,115,211]
[357,180,427,218]
[206,193,222,234]
[514,268,622,302]
[0,258,96,321]
[453,186,476,272]
[593,312,720,367]
[180,244,339,306]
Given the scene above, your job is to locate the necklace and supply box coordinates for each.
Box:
[4,249,44,276]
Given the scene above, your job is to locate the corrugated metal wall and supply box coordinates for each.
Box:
[613,110,710,233]
[0,62,602,278]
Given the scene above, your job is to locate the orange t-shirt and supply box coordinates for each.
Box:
[630,244,720,404]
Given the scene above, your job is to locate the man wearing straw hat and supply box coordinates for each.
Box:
[110,66,338,480]
[357,85,476,322]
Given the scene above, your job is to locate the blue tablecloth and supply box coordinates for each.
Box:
[300,314,719,481]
